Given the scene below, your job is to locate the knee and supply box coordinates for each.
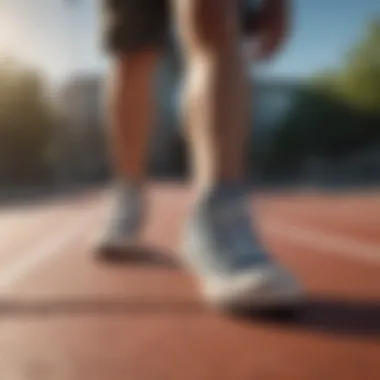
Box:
[176,0,239,52]
[113,49,158,83]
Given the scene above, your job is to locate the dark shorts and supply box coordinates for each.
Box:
[102,0,261,54]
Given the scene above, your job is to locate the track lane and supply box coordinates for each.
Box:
[0,186,379,380]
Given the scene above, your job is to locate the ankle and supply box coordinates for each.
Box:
[194,181,249,212]
[112,178,145,200]
[203,180,249,197]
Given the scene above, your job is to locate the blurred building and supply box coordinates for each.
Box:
[56,73,108,184]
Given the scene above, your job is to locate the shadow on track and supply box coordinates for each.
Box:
[1,296,379,338]
[237,298,380,337]
[94,245,180,269]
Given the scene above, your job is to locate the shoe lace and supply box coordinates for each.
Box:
[211,199,260,263]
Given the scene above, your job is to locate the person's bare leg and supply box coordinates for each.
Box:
[172,0,249,191]
[172,0,302,310]
[97,48,161,254]
[107,49,160,184]
[96,0,169,256]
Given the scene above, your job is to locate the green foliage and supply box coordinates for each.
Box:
[313,18,380,113]
[265,18,380,178]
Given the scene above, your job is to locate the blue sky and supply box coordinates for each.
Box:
[0,0,378,85]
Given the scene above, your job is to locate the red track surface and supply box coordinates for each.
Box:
[0,184,379,380]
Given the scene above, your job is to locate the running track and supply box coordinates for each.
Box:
[0,184,379,380]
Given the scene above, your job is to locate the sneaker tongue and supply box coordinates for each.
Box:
[202,183,249,208]
[197,184,252,240]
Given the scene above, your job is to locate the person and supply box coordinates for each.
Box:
[97,0,303,311]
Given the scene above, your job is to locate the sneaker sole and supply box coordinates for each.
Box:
[202,267,304,312]
[182,246,304,312]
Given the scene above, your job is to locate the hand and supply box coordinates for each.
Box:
[250,0,290,62]
[257,27,286,62]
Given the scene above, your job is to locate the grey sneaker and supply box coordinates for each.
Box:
[96,181,145,258]
[182,186,303,311]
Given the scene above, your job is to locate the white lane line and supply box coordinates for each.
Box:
[0,209,98,290]
[0,200,84,246]
[265,220,380,266]
[0,208,80,257]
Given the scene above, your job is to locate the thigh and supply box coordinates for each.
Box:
[101,0,169,54]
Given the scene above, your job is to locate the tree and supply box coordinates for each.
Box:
[265,18,380,181]
[313,18,380,113]
[0,57,59,185]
